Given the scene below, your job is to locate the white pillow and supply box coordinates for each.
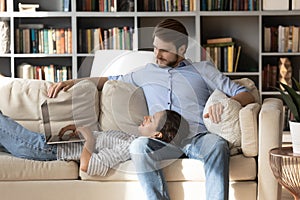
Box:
[100,80,149,136]
[0,78,100,135]
[203,89,242,150]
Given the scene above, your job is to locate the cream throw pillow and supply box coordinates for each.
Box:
[203,89,242,150]
[0,78,100,135]
[100,80,148,136]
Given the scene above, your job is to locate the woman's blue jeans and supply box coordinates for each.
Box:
[129,133,230,200]
[0,112,57,161]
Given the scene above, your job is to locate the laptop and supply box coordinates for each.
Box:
[41,100,85,144]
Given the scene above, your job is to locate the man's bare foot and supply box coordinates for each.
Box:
[80,147,92,172]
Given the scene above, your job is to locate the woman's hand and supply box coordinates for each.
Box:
[58,124,78,139]
[47,79,75,98]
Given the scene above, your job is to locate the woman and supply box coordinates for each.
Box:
[0,109,188,176]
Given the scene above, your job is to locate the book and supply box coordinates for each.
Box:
[43,29,49,54]
[0,0,5,12]
[264,27,271,52]
[67,28,72,53]
[292,26,299,52]
[262,64,278,90]
[207,37,233,44]
[22,29,30,54]
[227,45,234,72]
[203,42,235,47]
[292,0,300,10]
[30,29,38,53]
[263,0,289,10]
[270,26,278,52]
[17,63,34,79]
[234,45,241,72]
[63,0,70,11]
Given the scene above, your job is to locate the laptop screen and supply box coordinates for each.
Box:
[41,100,52,141]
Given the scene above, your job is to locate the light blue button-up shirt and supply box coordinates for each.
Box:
[109,59,248,138]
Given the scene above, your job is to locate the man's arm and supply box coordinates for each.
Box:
[47,77,108,98]
[231,91,255,106]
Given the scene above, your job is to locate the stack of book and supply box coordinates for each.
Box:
[17,63,72,82]
[264,25,300,53]
[78,26,133,53]
[202,0,259,11]
[262,64,278,91]
[15,24,72,54]
[78,0,134,12]
[138,0,196,11]
[202,37,241,73]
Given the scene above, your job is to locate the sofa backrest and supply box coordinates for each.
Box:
[91,50,155,77]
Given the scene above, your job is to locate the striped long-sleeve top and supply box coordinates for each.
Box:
[56,130,137,176]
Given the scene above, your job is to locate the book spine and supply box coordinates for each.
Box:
[48,29,53,54]
[64,0,70,11]
[15,29,20,53]
[227,45,234,72]
[30,29,38,53]
[39,29,43,53]
[43,29,49,54]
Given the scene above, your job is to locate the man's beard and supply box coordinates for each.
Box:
[156,54,179,67]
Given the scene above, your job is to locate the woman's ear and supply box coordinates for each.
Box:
[152,132,163,139]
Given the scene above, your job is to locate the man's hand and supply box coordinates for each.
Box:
[47,80,75,98]
[203,102,224,123]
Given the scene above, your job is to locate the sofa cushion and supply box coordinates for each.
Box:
[100,80,148,135]
[0,152,78,180]
[240,103,261,157]
[80,155,256,182]
[0,77,100,134]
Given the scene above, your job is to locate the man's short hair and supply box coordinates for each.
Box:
[153,18,189,49]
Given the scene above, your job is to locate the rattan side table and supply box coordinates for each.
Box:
[269,147,300,200]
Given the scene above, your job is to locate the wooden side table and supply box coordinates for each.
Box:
[269,147,300,200]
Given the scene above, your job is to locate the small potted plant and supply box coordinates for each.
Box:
[276,78,300,153]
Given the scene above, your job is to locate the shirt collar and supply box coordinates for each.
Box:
[177,59,192,68]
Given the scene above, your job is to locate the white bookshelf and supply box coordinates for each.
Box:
[1,0,299,103]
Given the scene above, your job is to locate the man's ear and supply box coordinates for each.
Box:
[152,132,163,139]
[178,44,187,56]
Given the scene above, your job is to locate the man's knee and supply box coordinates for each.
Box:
[210,136,230,160]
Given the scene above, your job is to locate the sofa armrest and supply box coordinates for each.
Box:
[258,98,283,200]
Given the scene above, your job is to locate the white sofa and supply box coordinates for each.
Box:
[0,50,283,200]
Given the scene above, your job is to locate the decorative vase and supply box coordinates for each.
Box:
[289,121,300,154]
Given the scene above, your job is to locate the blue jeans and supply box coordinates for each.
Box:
[129,133,230,200]
[0,112,57,161]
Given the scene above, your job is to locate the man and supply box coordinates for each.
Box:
[48,18,254,200]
